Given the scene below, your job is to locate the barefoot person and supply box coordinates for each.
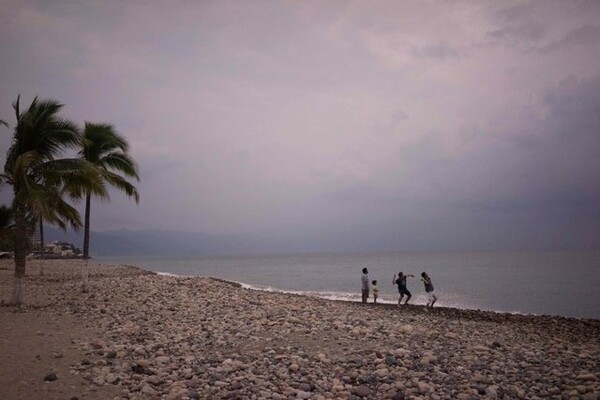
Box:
[421,272,438,307]
[392,272,414,306]
[361,268,369,304]
[372,280,379,304]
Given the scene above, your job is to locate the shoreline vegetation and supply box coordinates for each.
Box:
[0,260,598,399]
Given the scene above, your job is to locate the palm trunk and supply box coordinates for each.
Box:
[82,194,91,292]
[83,194,91,259]
[12,201,27,305]
[39,218,45,276]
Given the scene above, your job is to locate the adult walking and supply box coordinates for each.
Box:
[361,268,370,304]
[421,272,438,307]
[393,272,414,306]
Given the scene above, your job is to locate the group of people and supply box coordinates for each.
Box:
[361,268,438,307]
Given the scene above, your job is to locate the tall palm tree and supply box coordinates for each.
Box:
[1,96,102,304]
[0,205,14,252]
[79,122,139,260]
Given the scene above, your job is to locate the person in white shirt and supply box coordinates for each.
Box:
[361,268,369,304]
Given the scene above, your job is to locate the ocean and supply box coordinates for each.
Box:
[96,251,600,319]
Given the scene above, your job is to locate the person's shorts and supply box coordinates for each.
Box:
[362,289,369,298]
[398,287,411,296]
[427,291,436,302]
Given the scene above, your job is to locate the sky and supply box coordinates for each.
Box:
[1,0,599,252]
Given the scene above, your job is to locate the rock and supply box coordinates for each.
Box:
[420,354,437,364]
[105,351,117,359]
[391,392,405,400]
[399,325,413,334]
[289,363,299,372]
[298,383,312,392]
[385,355,396,366]
[486,385,499,398]
[156,355,170,364]
[131,365,145,374]
[92,376,105,386]
[472,345,489,353]
[417,381,431,393]
[355,385,370,397]
[141,385,158,395]
[105,373,118,384]
[44,373,57,382]
[577,373,597,381]
[296,390,311,399]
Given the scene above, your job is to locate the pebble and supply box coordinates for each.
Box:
[44,373,57,382]
[5,261,599,400]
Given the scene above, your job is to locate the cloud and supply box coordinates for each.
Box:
[1,1,599,251]
[538,24,600,53]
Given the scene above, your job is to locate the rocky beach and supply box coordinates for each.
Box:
[0,260,598,400]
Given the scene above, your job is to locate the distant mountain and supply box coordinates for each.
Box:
[44,227,262,257]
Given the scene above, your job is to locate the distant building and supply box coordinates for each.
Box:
[29,240,82,259]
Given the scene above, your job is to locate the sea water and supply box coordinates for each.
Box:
[96,251,600,319]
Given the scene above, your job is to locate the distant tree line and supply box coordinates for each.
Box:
[0,95,139,304]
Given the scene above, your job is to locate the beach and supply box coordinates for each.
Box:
[0,260,598,400]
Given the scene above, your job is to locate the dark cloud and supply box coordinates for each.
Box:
[1,1,599,251]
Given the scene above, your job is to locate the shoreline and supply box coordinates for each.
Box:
[1,259,599,399]
[163,270,599,323]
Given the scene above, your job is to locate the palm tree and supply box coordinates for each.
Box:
[79,122,139,261]
[0,205,14,252]
[1,96,102,304]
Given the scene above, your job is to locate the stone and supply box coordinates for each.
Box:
[399,325,413,334]
[417,381,431,393]
[472,345,489,353]
[44,373,58,382]
[141,385,158,395]
[355,385,370,397]
[577,373,597,381]
[298,383,312,392]
[486,385,499,398]
[92,376,105,386]
[296,390,311,399]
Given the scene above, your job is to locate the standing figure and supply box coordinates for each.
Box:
[421,272,438,307]
[361,268,369,304]
[393,272,414,306]
[372,280,379,304]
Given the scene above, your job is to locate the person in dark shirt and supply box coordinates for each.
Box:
[392,271,414,306]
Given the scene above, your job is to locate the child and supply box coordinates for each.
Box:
[372,280,379,304]
[421,272,438,307]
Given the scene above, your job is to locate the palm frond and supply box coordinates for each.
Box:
[101,152,140,179]
[103,171,140,203]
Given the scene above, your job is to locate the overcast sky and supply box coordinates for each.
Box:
[1,1,599,252]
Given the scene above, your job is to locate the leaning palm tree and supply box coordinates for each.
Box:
[1,96,102,304]
[78,122,139,290]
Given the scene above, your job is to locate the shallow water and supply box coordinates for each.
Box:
[97,251,600,319]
